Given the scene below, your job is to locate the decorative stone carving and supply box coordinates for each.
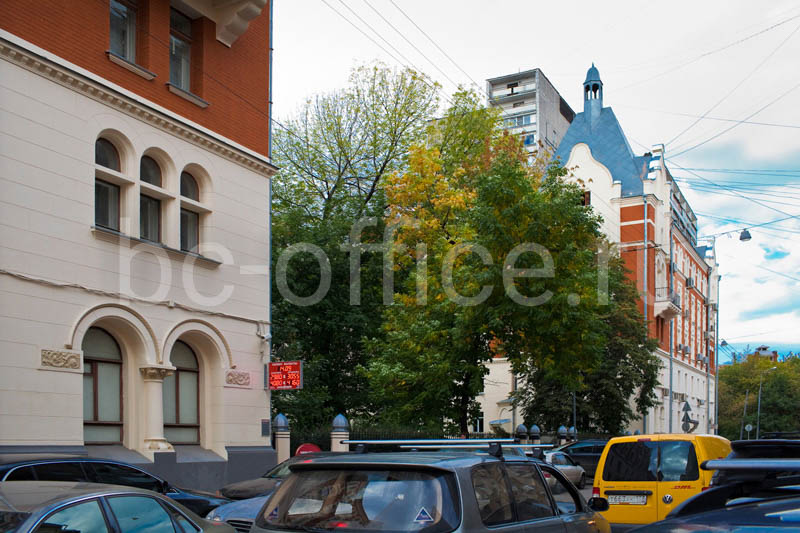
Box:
[225,369,251,387]
[41,349,80,369]
[139,367,174,381]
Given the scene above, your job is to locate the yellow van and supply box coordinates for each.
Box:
[592,433,730,528]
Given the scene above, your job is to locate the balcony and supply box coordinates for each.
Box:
[654,287,681,319]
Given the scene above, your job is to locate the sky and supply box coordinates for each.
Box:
[271,0,800,359]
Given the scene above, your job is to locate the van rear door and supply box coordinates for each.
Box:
[655,439,702,519]
[598,439,659,525]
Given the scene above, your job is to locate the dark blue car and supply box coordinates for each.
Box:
[0,456,230,516]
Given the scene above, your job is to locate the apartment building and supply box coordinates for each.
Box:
[486,67,575,153]
[0,0,275,489]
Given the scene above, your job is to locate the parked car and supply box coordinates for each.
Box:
[628,457,800,531]
[710,438,800,487]
[0,480,235,533]
[250,448,611,533]
[0,456,230,516]
[207,495,271,533]
[592,433,731,531]
[544,451,587,488]
[219,452,339,500]
[553,439,608,477]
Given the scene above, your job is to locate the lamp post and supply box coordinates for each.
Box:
[756,366,777,439]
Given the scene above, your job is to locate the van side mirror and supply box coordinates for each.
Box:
[588,497,609,512]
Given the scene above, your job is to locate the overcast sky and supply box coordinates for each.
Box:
[272,0,800,358]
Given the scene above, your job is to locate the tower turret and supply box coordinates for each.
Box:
[584,63,603,124]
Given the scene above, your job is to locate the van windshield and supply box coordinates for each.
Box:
[602,441,699,482]
[256,468,459,533]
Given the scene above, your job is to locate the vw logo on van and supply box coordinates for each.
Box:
[663,494,673,504]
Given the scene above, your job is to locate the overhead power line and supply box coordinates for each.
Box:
[319,0,452,106]
[696,212,800,236]
[668,161,800,218]
[616,104,800,130]
[387,0,486,96]
[666,21,800,146]
[618,12,800,91]
[361,0,461,91]
[669,80,800,158]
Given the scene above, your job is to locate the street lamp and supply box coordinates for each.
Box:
[756,366,777,439]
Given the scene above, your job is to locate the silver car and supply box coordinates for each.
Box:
[0,480,234,533]
[544,451,587,489]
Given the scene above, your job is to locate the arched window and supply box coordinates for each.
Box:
[180,172,200,252]
[140,156,162,187]
[82,327,123,444]
[180,171,199,200]
[139,156,162,243]
[95,139,121,231]
[163,341,199,444]
[95,138,120,171]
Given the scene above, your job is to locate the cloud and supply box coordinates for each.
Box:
[761,244,790,261]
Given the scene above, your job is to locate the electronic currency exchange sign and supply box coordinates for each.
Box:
[268,361,303,390]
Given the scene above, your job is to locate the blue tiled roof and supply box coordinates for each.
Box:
[553,107,650,197]
[695,245,709,258]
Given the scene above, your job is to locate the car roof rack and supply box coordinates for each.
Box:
[341,438,527,458]
[702,458,800,472]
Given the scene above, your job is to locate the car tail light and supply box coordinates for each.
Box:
[592,486,600,498]
[701,486,710,491]
[543,472,551,478]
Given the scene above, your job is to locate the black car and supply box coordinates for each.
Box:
[553,439,608,477]
[0,456,230,516]
[711,439,800,486]
[219,452,339,500]
[630,456,800,531]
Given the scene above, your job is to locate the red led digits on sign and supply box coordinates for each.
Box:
[268,361,303,390]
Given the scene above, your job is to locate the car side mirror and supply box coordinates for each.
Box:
[588,497,609,512]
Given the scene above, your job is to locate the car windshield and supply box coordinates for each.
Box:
[256,468,459,533]
[264,458,304,479]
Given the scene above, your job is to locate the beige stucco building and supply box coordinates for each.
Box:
[1,0,276,488]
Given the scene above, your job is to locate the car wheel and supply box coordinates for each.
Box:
[578,473,586,489]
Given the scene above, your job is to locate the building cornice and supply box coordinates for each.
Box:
[0,32,277,178]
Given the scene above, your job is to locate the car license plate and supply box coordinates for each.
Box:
[608,494,646,505]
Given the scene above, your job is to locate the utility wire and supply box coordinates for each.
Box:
[618,13,800,91]
[361,0,461,91]
[616,104,800,130]
[319,0,452,106]
[666,21,800,146]
[668,161,800,218]
[387,0,486,96]
[696,212,800,233]
[669,80,800,158]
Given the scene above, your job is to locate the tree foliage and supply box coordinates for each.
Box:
[269,65,440,430]
[366,92,660,434]
[718,356,800,440]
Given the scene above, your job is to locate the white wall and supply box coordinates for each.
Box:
[0,47,272,456]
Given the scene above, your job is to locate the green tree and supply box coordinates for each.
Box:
[366,92,660,434]
[718,356,800,440]
[270,64,440,430]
